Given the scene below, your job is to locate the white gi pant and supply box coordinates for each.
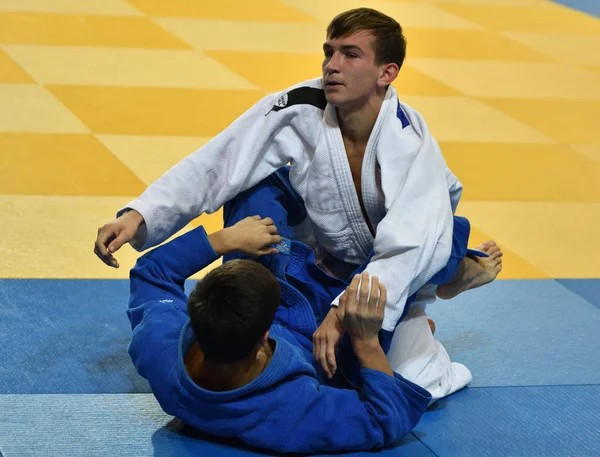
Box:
[386,285,472,404]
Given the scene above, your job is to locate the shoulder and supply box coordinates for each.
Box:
[268,77,326,113]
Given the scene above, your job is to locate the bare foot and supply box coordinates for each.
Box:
[436,241,503,300]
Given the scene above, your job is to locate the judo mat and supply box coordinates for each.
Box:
[1,0,600,455]
[1,279,599,456]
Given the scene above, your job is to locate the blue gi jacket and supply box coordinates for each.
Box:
[127,226,431,454]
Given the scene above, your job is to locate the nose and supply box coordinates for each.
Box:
[324,51,341,74]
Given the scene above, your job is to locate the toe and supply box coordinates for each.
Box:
[477,241,495,252]
[489,246,501,257]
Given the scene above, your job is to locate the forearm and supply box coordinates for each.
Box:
[123,209,145,251]
[352,338,394,377]
[142,227,221,279]
[128,226,220,311]
[207,228,240,257]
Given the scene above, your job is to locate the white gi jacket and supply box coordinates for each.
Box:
[122,77,462,332]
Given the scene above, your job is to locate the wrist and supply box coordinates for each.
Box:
[351,335,393,376]
[123,208,144,227]
[207,230,233,256]
[331,305,344,325]
[351,336,381,358]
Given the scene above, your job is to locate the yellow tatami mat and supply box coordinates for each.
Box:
[1,0,598,279]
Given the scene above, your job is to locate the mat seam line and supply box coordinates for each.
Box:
[410,432,440,457]
[469,383,600,389]
[549,0,600,19]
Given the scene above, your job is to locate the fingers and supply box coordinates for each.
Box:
[258,247,279,256]
[368,275,379,310]
[94,243,118,268]
[95,214,140,268]
[364,274,385,318]
[94,227,119,268]
[255,232,282,256]
[358,272,370,310]
[261,217,274,226]
[107,231,130,255]
[378,284,387,318]
[313,310,342,379]
[318,337,333,378]
[326,338,337,377]
[346,274,361,312]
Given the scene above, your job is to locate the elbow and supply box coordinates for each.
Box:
[378,412,423,449]
[361,407,410,449]
[365,397,429,448]
[129,255,160,285]
[128,261,151,299]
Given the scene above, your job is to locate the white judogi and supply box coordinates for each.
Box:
[125,77,458,330]
[122,77,471,398]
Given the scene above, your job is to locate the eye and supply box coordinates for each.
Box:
[324,51,333,58]
[346,52,358,58]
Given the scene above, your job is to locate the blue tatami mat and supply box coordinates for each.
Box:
[415,384,600,457]
[0,279,149,394]
[2,279,600,393]
[0,394,435,457]
[551,0,600,17]
[2,387,599,457]
[427,279,600,387]
[557,279,600,310]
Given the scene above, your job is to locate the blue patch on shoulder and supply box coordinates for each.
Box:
[396,100,410,129]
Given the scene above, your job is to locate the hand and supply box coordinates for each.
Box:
[94,210,144,268]
[217,216,282,257]
[312,306,344,379]
[343,272,386,346]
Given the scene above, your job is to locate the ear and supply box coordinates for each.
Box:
[377,62,399,87]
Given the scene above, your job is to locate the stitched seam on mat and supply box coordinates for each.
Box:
[411,431,440,457]
[469,383,600,389]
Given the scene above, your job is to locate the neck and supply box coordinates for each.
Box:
[336,91,386,145]
[185,341,274,391]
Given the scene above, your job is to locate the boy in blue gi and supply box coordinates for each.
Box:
[127,169,488,454]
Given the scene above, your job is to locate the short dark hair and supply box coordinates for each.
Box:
[326,8,407,70]
[188,259,281,364]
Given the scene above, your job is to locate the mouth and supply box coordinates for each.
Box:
[325,81,343,88]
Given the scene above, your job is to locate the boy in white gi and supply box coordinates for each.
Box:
[94,8,502,401]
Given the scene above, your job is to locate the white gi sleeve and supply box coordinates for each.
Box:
[120,88,316,251]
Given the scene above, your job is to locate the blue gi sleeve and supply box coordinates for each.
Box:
[126,226,219,409]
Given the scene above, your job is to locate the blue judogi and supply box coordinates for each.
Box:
[126,169,470,454]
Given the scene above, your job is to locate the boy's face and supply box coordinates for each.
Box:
[322,31,384,110]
